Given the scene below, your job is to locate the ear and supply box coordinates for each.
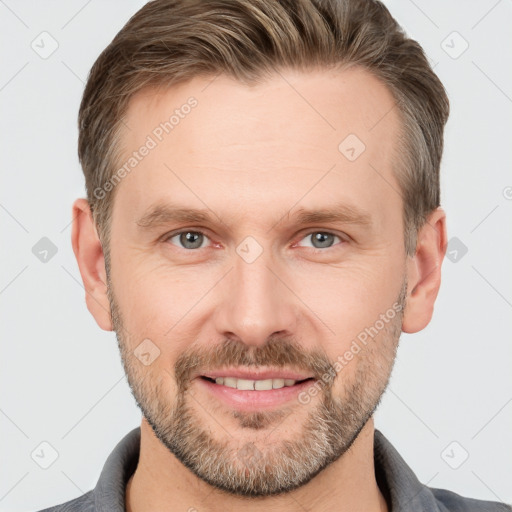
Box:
[402,207,447,333]
[71,198,113,331]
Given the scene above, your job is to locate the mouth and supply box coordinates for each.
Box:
[200,375,314,390]
[194,370,317,411]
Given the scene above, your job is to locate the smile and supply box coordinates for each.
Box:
[201,376,310,390]
[195,370,317,411]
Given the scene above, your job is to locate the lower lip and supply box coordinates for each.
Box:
[195,377,316,411]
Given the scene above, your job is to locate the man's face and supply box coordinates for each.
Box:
[107,67,408,496]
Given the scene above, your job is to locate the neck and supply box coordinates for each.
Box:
[126,416,388,512]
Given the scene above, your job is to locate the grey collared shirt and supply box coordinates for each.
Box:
[36,427,511,511]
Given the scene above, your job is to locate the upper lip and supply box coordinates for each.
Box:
[196,368,314,381]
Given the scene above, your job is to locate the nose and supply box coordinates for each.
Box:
[213,250,298,348]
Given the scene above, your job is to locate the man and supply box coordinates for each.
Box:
[38,0,511,510]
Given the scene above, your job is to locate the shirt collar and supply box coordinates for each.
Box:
[374,429,442,511]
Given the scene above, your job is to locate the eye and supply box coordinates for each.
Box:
[166,230,211,250]
[297,231,343,249]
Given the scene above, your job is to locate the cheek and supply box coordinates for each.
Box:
[290,259,401,347]
[111,256,202,332]
[328,314,400,402]
[112,265,214,382]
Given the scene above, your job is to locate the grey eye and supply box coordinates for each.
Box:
[298,232,341,249]
[170,231,208,249]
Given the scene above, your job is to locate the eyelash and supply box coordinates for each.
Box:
[163,229,345,251]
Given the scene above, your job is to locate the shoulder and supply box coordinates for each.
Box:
[431,486,512,512]
[34,490,95,512]
[373,428,511,512]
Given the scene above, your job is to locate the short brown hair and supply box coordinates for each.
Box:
[78,0,449,268]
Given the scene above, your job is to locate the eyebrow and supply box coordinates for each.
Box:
[136,204,218,229]
[135,202,373,231]
[291,204,373,227]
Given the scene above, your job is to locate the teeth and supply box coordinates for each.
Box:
[237,378,255,390]
[272,378,285,389]
[224,377,237,388]
[254,379,273,390]
[211,377,299,390]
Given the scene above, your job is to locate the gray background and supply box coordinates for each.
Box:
[1,0,511,510]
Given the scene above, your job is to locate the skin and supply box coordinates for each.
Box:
[72,66,447,512]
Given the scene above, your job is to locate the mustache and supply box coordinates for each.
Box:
[174,337,336,389]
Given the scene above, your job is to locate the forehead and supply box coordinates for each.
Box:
[113,66,402,230]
